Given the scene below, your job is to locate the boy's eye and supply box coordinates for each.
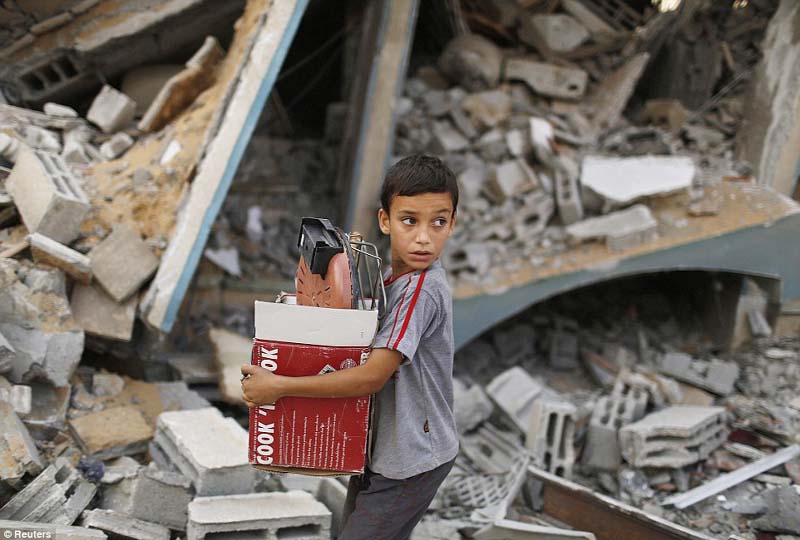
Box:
[401,217,416,225]
[433,218,448,227]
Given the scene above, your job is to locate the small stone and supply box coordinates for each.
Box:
[44,102,79,118]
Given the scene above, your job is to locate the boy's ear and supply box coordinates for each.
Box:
[377,208,390,235]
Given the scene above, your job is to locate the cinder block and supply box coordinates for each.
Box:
[81,509,170,540]
[526,398,576,478]
[554,167,583,225]
[29,233,92,284]
[6,148,90,244]
[89,225,159,303]
[154,407,255,496]
[619,406,727,468]
[87,85,137,133]
[486,367,543,433]
[187,491,331,540]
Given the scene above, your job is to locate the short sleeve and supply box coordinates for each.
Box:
[373,278,438,364]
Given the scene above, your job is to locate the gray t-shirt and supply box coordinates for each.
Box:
[369,258,459,479]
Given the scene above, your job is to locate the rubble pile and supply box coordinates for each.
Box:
[390,0,776,288]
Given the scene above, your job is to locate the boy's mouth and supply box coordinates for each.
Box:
[409,251,432,261]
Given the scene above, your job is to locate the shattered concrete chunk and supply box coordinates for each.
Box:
[485,159,537,203]
[28,233,92,285]
[752,485,800,535]
[438,34,503,92]
[486,367,543,433]
[100,132,135,160]
[87,85,137,134]
[0,380,31,416]
[642,99,689,133]
[565,204,658,251]
[453,378,494,434]
[0,331,16,374]
[431,120,470,153]
[153,407,255,496]
[90,224,159,303]
[186,491,331,540]
[462,89,513,130]
[69,406,154,459]
[6,147,91,244]
[581,155,695,206]
[203,247,240,277]
[208,327,250,405]
[583,53,649,133]
[0,401,43,488]
[0,259,84,388]
[562,0,618,40]
[81,509,170,540]
[70,284,137,342]
[24,383,70,437]
[505,58,588,100]
[657,352,740,396]
[527,14,591,53]
[44,103,79,118]
[619,406,727,468]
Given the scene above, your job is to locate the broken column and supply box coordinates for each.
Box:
[152,407,256,496]
[186,491,331,540]
[5,147,90,244]
[619,406,728,468]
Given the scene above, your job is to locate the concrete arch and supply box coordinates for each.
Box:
[453,211,800,349]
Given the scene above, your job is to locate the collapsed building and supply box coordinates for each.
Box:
[1,0,800,540]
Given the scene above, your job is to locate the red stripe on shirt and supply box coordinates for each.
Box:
[393,270,427,349]
[385,276,412,347]
[383,269,415,286]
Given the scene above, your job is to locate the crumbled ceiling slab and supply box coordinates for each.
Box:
[581,155,696,205]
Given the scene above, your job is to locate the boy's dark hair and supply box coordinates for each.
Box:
[380,155,459,214]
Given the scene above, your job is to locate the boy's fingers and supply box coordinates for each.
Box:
[241,364,258,376]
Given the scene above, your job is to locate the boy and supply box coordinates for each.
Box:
[240,154,459,539]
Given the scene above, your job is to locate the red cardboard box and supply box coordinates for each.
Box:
[248,299,378,475]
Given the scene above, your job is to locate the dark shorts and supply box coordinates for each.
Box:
[338,458,455,540]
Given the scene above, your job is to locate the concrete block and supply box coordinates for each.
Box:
[580,155,694,206]
[461,89,512,129]
[453,378,494,434]
[0,383,31,416]
[486,367,543,433]
[69,406,153,460]
[0,402,43,488]
[566,204,658,251]
[29,233,92,284]
[658,352,740,396]
[437,34,503,92]
[154,407,255,496]
[504,58,588,100]
[619,406,727,468]
[431,120,470,153]
[87,85,137,133]
[555,167,583,225]
[22,383,70,437]
[526,398,576,478]
[70,284,137,342]
[81,509,170,540]
[315,478,347,537]
[44,103,79,118]
[90,225,159,302]
[527,14,590,53]
[0,520,106,540]
[512,191,554,239]
[100,133,135,160]
[187,491,331,540]
[485,159,537,203]
[6,147,90,244]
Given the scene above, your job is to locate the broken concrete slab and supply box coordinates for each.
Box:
[69,405,154,459]
[6,147,91,244]
[187,491,330,540]
[81,509,170,540]
[87,85,137,134]
[0,259,84,388]
[565,204,658,251]
[23,382,70,437]
[487,367,543,433]
[438,34,503,92]
[138,36,224,133]
[485,159,537,204]
[208,327,250,405]
[70,283,137,342]
[431,120,470,153]
[90,225,159,303]
[505,58,588,100]
[153,407,255,496]
[580,155,695,206]
[752,485,800,535]
[0,401,43,488]
[28,233,92,285]
[474,518,596,540]
[527,398,576,478]
[619,406,727,468]
[0,520,106,540]
[583,53,649,134]
[100,132,135,160]
[453,378,494,434]
[657,352,740,396]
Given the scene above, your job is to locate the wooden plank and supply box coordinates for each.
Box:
[141,0,309,333]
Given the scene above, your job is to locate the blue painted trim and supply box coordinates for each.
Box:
[453,212,800,348]
[160,0,311,333]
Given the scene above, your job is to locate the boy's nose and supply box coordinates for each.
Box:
[416,227,431,245]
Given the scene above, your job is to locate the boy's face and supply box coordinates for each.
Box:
[378,192,456,275]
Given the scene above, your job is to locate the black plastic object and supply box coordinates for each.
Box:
[297,217,344,279]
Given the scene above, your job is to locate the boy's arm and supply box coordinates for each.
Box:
[240,347,402,408]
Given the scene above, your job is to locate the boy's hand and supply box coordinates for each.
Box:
[240,364,283,408]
